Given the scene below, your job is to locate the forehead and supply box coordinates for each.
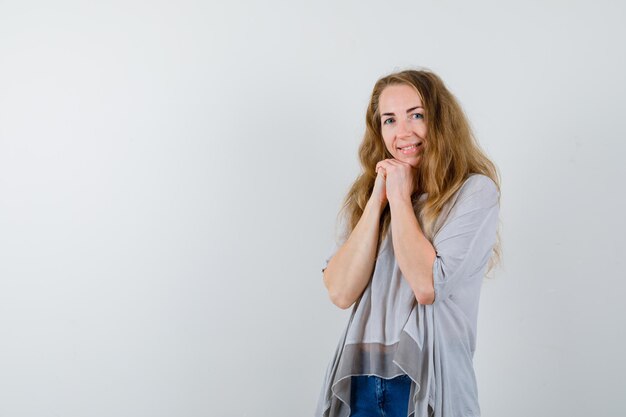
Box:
[379,84,423,110]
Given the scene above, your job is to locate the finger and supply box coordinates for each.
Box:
[393,159,411,167]
[377,160,394,170]
[386,159,404,167]
[387,159,414,173]
[378,161,398,175]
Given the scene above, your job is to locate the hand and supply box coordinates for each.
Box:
[375,159,418,206]
[371,167,388,208]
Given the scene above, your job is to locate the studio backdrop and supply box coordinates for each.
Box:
[0,1,624,416]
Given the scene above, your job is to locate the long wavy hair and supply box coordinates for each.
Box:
[334,68,502,275]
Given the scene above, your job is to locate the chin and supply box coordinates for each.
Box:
[405,156,422,169]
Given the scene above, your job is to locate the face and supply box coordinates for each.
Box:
[378,84,427,169]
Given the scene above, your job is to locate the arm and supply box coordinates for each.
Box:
[430,179,500,304]
[389,198,437,305]
[389,175,500,306]
[322,197,383,310]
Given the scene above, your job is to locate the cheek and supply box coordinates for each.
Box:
[383,138,395,154]
[381,132,394,150]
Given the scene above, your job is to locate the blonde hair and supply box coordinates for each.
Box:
[335,68,502,275]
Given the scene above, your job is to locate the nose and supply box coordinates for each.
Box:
[396,119,411,137]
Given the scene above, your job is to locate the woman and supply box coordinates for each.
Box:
[315,69,501,417]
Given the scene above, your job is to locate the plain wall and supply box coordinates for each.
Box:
[1,0,624,416]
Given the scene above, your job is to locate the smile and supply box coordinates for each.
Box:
[398,142,422,155]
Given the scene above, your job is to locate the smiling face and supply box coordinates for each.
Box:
[379,83,427,169]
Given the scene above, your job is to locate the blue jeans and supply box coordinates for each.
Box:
[349,374,411,417]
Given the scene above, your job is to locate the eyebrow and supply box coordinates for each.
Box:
[381,106,423,117]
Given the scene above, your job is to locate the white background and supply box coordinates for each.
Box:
[1,1,624,416]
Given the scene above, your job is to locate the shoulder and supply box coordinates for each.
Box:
[456,174,499,205]
[460,173,498,195]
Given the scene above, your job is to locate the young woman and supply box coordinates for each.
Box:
[315,69,501,417]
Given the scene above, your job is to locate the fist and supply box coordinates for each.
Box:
[375,159,418,205]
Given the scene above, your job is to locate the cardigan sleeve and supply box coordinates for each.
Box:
[322,240,339,273]
[321,215,350,274]
[431,176,500,305]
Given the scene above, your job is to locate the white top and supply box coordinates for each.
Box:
[315,173,500,417]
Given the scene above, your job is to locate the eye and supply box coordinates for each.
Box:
[383,118,394,125]
[411,113,424,120]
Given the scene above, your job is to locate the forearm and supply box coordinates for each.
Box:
[323,197,383,309]
[389,198,436,305]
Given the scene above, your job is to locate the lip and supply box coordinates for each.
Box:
[398,143,422,156]
[397,142,422,150]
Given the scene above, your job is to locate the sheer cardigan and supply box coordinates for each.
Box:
[315,174,500,417]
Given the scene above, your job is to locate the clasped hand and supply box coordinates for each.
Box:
[374,159,418,207]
